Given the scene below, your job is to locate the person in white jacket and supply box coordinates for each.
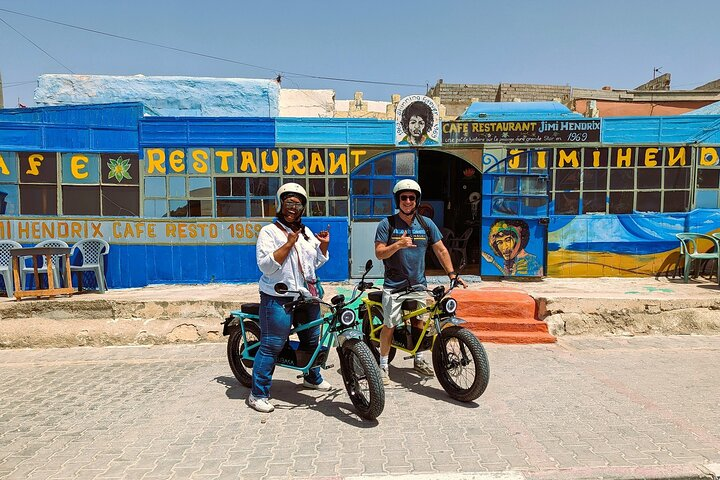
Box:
[248,183,332,413]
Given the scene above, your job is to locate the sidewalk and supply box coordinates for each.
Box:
[2,276,720,348]
[1,336,719,479]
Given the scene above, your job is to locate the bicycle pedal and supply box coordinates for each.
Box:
[323,364,334,369]
[296,374,304,379]
[403,355,414,360]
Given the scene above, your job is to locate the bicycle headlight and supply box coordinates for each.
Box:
[441,297,457,315]
[339,309,356,327]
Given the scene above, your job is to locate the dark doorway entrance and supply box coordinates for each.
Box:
[418,150,482,275]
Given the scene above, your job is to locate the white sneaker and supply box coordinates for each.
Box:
[247,394,274,413]
[414,358,435,377]
[380,366,390,385]
[303,379,333,391]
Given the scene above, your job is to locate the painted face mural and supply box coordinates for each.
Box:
[482,219,543,276]
[395,95,441,147]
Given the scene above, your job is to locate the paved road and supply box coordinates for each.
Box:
[1,336,720,480]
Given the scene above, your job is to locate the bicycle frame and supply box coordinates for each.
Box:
[362,296,441,355]
[229,308,337,376]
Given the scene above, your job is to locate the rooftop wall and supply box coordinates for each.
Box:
[35,75,280,118]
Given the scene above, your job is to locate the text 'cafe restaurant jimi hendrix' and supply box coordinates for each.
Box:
[1,98,720,289]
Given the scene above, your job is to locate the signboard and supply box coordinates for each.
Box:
[395,95,441,146]
[442,119,601,144]
[0,218,266,245]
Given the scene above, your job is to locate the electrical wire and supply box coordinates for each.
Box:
[0,15,74,74]
[0,7,425,89]
[2,81,37,88]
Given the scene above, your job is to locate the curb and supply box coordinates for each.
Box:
[335,465,719,480]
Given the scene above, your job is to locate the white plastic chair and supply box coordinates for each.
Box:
[20,239,69,290]
[70,238,110,293]
[0,240,22,297]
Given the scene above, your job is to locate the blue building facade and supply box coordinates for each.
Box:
[1,101,720,288]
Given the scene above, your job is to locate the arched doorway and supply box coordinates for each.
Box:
[418,150,482,275]
[348,148,483,278]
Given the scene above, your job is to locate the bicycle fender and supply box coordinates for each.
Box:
[222,315,240,336]
[337,329,364,346]
[440,316,467,330]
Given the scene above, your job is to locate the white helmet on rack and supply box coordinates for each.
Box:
[276,182,307,213]
[393,179,422,208]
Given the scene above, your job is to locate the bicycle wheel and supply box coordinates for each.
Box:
[361,306,396,364]
[432,326,489,402]
[339,339,385,420]
[227,320,261,388]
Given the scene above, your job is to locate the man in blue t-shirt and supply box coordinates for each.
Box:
[374,179,467,385]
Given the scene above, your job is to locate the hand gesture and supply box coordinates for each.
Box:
[315,229,330,246]
[455,276,468,288]
[286,230,300,247]
[396,231,416,249]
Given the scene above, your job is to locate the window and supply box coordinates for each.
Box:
[0,152,19,215]
[207,147,350,218]
[485,150,548,219]
[19,152,58,215]
[549,147,691,214]
[349,150,417,219]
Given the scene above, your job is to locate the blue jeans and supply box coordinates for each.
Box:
[251,292,323,399]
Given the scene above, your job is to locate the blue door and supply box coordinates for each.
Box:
[480,150,549,277]
[349,150,418,278]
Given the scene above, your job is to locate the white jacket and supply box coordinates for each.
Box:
[256,222,329,297]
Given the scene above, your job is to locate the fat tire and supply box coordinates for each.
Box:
[227,320,261,388]
[361,306,396,364]
[339,339,385,420]
[432,326,489,402]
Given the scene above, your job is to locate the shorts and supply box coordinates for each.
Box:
[381,288,427,328]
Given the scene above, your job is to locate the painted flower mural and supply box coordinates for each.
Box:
[107,156,132,182]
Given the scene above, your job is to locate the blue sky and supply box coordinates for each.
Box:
[1,0,719,107]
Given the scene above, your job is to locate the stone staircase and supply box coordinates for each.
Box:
[452,288,556,344]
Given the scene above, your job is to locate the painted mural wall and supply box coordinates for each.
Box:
[547,210,720,277]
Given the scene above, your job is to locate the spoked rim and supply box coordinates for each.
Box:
[441,336,477,391]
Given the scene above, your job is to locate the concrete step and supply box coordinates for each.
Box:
[452,288,536,319]
[451,288,556,344]
[475,330,557,344]
[463,316,549,333]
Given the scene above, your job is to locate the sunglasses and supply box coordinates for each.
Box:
[283,200,304,210]
[399,195,416,202]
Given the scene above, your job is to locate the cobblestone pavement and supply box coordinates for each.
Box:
[1,336,720,480]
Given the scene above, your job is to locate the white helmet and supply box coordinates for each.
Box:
[393,179,422,207]
[276,182,307,213]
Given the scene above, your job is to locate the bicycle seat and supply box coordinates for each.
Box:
[368,291,383,302]
[240,303,260,315]
[401,300,420,310]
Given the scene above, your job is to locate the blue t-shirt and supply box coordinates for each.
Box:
[374,214,442,289]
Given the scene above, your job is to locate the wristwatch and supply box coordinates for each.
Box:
[448,271,458,279]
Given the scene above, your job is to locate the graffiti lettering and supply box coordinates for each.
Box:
[70,154,90,179]
[25,153,44,176]
[0,153,10,175]
[113,221,157,239]
[166,223,218,239]
[699,147,718,166]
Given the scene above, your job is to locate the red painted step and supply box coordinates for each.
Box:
[452,288,556,344]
